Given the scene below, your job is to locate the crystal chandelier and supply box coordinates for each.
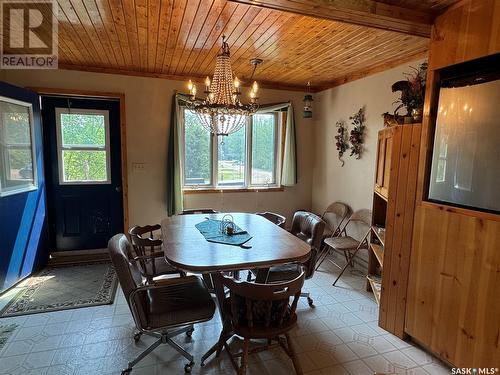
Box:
[187,36,260,136]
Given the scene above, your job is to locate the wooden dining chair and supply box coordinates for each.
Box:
[256,212,286,228]
[179,208,219,215]
[315,202,352,271]
[202,271,305,375]
[128,224,186,283]
[322,209,372,286]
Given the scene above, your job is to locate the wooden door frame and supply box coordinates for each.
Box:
[29,87,129,233]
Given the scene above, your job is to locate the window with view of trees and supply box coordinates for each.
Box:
[182,109,280,189]
[56,109,111,184]
[0,98,37,197]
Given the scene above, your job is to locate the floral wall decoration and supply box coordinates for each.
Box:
[334,120,348,166]
[349,107,366,159]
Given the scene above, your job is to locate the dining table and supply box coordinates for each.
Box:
[161,212,311,365]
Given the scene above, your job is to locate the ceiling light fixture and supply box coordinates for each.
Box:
[186,36,262,136]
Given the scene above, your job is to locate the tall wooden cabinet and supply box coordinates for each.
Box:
[368,124,421,339]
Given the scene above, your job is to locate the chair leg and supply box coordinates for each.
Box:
[285,333,303,375]
[315,244,330,271]
[239,338,250,375]
[123,336,163,373]
[300,292,314,308]
[333,248,361,286]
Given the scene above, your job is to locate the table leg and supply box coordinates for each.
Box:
[200,272,233,365]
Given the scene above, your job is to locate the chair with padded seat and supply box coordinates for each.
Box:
[108,234,216,374]
[315,202,352,271]
[256,211,286,228]
[322,209,372,286]
[128,224,186,283]
[201,271,306,375]
[263,211,325,307]
[246,212,287,282]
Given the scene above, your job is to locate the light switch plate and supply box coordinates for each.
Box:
[132,162,146,172]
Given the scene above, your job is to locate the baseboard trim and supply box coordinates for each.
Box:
[48,249,110,266]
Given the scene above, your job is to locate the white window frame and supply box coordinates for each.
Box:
[0,96,38,197]
[55,108,112,185]
[248,112,281,188]
[181,109,281,190]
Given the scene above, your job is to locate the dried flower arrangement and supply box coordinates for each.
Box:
[391,61,428,121]
[349,107,366,159]
[334,120,348,166]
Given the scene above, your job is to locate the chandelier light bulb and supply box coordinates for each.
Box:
[185,36,260,136]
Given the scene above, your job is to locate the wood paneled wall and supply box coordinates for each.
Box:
[405,0,500,367]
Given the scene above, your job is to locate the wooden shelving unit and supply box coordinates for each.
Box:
[371,226,385,246]
[367,124,421,338]
[370,242,384,266]
[366,275,382,305]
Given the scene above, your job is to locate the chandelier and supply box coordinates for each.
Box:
[187,36,260,136]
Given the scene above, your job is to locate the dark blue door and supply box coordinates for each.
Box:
[41,96,124,251]
[0,82,48,293]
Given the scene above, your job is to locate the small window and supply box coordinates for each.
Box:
[217,124,247,187]
[251,113,278,185]
[0,96,37,197]
[183,110,212,186]
[55,108,111,184]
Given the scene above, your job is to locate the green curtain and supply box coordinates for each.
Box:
[257,102,297,186]
[166,94,185,216]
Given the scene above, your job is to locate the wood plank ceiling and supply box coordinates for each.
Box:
[53,0,445,91]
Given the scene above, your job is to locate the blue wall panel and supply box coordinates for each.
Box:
[0,81,49,293]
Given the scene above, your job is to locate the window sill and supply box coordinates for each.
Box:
[183,187,284,194]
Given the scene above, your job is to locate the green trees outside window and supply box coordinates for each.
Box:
[59,113,109,183]
[183,109,278,188]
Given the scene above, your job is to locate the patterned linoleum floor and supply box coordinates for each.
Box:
[0,261,452,375]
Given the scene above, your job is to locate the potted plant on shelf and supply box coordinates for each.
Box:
[391,61,428,123]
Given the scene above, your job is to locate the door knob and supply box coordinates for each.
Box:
[115,186,122,193]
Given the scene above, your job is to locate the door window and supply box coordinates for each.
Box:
[55,108,111,184]
[0,96,37,196]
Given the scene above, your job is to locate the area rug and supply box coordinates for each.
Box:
[0,262,118,317]
[0,324,17,350]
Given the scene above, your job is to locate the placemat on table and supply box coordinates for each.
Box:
[195,219,252,246]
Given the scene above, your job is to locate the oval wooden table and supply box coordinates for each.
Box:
[161,212,311,366]
[161,212,311,276]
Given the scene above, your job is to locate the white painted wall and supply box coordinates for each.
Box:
[4,69,313,226]
[311,59,426,215]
